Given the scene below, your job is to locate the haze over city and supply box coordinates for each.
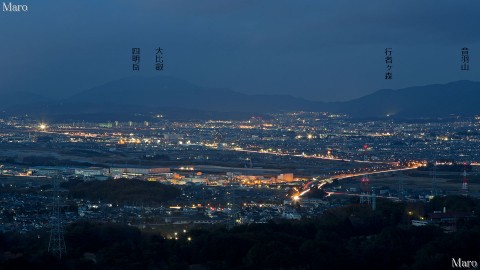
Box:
[1,0,479,101]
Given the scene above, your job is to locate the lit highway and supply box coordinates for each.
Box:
[293,166,420,200]
[231,148,396,165]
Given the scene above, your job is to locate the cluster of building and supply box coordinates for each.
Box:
[411,207,476,233]
[1,112,480,165]
[1,164,300,187]
[0,112,479,234]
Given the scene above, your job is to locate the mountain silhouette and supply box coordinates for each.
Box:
[3,77,480,119]
[331,80,480,118]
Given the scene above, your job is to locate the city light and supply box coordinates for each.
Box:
[38,123,47,130]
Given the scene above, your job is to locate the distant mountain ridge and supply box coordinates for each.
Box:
[67,76,320,113]
[2,77,480,119]
[330,80,480,118]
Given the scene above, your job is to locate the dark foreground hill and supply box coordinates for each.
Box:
[0,195,479,269]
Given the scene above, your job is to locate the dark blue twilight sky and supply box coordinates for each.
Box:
[1,0,479,101]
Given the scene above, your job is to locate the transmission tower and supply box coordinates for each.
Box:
[363,144,369,162]
[397,176,405,200]
[360,144,371,204]
[371,189,377,211]
[462,163,469,197]
[431,160,438,196]
[48,175,67,258]
[227,174,237,229]
[359,175,371,204]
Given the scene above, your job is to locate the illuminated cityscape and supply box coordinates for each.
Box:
[1,111,479,232]
[2,0,480,268]
[1,104,480,268]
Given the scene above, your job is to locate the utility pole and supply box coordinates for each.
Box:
[48,175,67,258]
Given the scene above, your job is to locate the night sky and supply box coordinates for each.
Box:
[1,0,480,101]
